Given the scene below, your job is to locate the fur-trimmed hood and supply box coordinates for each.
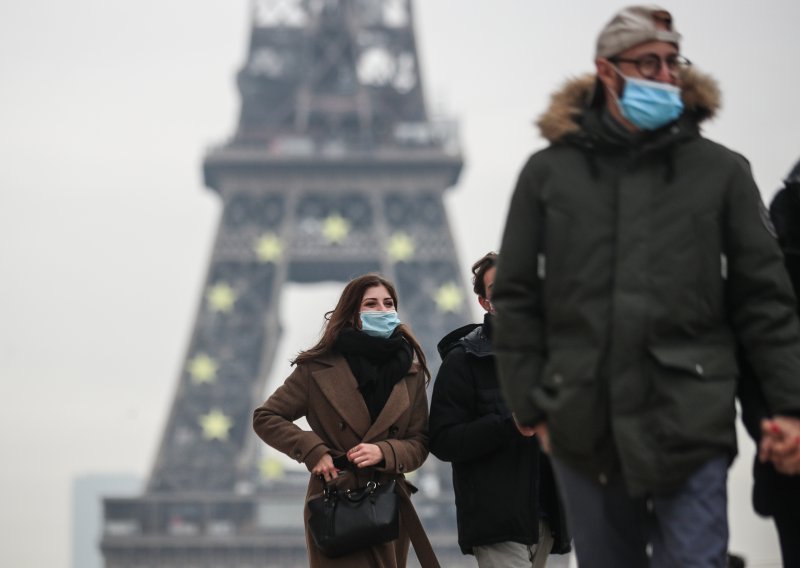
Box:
[536,68,721,144]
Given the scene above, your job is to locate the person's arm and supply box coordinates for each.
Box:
[252,365,330,473]
[737,351,769,442]
[373,372,429,475]
[492,157,547,427]
[429,352,517,463]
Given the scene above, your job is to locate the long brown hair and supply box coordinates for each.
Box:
[292,273,430,381]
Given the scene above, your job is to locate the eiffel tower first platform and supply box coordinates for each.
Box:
[102,1,473,565]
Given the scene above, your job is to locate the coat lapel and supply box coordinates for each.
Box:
[311,355,372,438]
[363,371,412,442]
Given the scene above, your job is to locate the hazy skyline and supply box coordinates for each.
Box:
[2,1,799,566]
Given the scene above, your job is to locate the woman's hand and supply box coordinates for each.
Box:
[347,443,384,468]
[311,454,339,481]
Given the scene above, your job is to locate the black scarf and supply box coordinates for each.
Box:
[334,327,413,422]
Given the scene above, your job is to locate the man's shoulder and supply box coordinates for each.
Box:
[437,323,481,359]
[435,339,488,385]
[431,346,475,396]
[514,144,585,185]
[686,136,750,168]
[671,136,757,187]
[439,341,472,366]
[527,143,582,163]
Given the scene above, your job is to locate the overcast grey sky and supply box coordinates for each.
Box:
[1,1,799,566]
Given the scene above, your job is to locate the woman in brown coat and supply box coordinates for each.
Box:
[253,274,435,567]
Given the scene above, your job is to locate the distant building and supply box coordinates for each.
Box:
[72,473,140,568]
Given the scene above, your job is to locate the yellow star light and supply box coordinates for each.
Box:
[322,213,350,244]
[387,232,415,262]
[435,282,464,313]
[187,353,218,384]
[199,409,233,440]
[206,282,237,313]
[259,456,285,480]
[254,233,283,263]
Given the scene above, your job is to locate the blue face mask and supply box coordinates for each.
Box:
[359,311,401,338]
[615,73,684,130]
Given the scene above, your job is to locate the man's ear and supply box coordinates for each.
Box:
[478,296,491,313]
[596,58,618,95]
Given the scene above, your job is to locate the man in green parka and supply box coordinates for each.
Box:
[492,5,800,568]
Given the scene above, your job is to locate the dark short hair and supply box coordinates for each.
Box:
[471,252,498,298]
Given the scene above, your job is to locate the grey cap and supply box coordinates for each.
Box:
[596,5,682,59]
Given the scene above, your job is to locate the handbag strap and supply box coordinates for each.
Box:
[396,481,440,568]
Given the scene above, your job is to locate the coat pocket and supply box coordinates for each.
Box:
[536,349,604,455]
[648,345,738,378]
[647,345,738,451]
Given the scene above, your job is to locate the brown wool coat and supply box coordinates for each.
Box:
[253,352,430,567]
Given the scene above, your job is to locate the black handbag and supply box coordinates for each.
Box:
[307,478,399,558]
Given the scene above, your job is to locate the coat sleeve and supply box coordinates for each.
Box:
[252,365,330,472]
[736,350,769,442]
[374,373,429,475]
[492,156,547,426]
[429,350,517,463]
[725,156,800,417]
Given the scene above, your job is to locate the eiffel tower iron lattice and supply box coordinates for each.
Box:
[102,1,472,565]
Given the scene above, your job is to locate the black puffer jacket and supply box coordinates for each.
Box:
[738,165,800,517]
[770,161,800,303]
[429,315,570,555]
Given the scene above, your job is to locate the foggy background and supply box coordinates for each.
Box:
[1,1,799,566]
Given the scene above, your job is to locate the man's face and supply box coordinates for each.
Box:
[595,39,681,131]
[605,40,681,94]
[478,266,496,314]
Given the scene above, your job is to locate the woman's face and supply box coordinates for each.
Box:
[360,285,396,313]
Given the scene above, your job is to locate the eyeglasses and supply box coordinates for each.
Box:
[609,54,691,80]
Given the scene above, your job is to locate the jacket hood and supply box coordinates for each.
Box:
[437,323,479,359]
[436,315,494,360]
[536,68,721,144]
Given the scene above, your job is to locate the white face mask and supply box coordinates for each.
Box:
[612,69,684,130]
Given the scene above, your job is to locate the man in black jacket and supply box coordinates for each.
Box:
[492,5,800,568]
[430,252,570,568]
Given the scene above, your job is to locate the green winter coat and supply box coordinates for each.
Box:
[492,68,800,496]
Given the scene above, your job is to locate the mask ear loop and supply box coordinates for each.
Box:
[605,65,627,116]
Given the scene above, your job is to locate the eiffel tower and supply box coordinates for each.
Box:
[101,1,471,565]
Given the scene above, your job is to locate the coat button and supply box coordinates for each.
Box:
[389,425,399,436]
[598,472,608,485]
[695,364,704,375]
[398,464,405,472]
[338,421,346,431]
